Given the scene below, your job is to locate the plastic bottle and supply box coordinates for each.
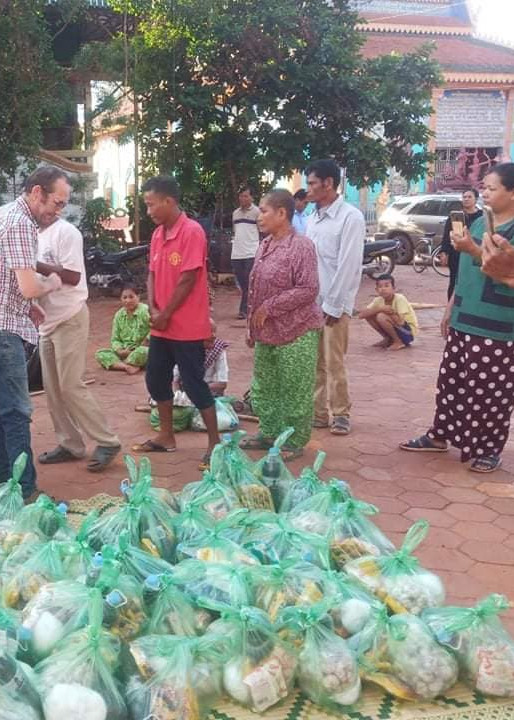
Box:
[0,651,43,713]
[261,448,282,508]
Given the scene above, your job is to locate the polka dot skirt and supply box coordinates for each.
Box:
[429,328,514,462]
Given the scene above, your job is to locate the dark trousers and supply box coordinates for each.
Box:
[232,258,254,316]
[0,331,37,497]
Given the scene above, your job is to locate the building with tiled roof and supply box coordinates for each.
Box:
[357,0,514,192]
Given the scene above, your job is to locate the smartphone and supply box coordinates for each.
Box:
[483,205,495,236]
[450,210,465,235]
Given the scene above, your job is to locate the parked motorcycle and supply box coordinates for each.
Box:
[362,238,398,279]
[85,244,149,295]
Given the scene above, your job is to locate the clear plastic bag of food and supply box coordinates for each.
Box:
[243,513,331,569]
[179,448,242,521]
[227,455,274,511]
[174,503,216,550]
[126,633,231,720]
[209,606,297,712]
[0,453,25,523]
[328,499,395,570]
[35,590,127,720]
[124,475,176,562]
[176,525,258,565]
[278,602,361,709]
[249,560,325,621]
[253,429,296,511]
[192,397,239,432]
[353,608,458,700]
[345,520,445,615]
[213,507,255,546]
[108,531,173,583]
[279,451,327,513]
[423,594,514,697]
[15,495,70,539]
[220,431,255,485]
[0,649,44,720]
[178,560,254,613]
[144,571,212,636]
[0,608,23,658]
[322,570,383,640]
[86,492,141,554]
[2,540,69,610]
[288,478,352,535]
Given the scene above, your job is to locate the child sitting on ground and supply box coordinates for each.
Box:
[96,284,150,374]
[173,318,229,398]
[359,273,418,350]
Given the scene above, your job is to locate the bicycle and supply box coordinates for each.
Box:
[412,232,450,277]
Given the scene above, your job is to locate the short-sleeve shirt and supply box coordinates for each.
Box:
[232,204,260,259]
[367,293,419,335]
[149,212,211,341]
[37,219,88,336]
[0,197,38,344]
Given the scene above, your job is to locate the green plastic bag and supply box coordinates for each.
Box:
[86,493,141,553]
[209,606,297,712]
[150,403,194,432]
[15,494,70,539]
[253,429,296,510]
[0,453,26,523]
[0,649,44,720]
[174,503,216,549]
[144,571,212,636]
[243,512,331,569]
[287,478,352,535]
[345,520,445,615]
[108,530,173,583]
[322,570,384,640]
[123,472,176,562]
[279,450,327,513]
[423,594,514,697]
[126,633,232,720]
[178,560,254,613]
[179,447,242,520]
[213,507,256,545]
[248,560,326,622]
[327,499,395,570]
[192,397,239,432]
[221,431,255,483]
[226,455,274,511]
[176,525,258,565]
[2,540,69,610]
[35,590,127,720]
[353,608,458,700]
[0,607,22,658]
[278,601,361,709]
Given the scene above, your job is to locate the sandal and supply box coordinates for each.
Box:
[38,446,82,464]
[239,433,274,451]
[331,416,351,435]
[131,440,177,454]
[399,435,448,452]
[469,455,502,473]
[87,444,121,473]
[198,452,211,472]
[281,446,304,463]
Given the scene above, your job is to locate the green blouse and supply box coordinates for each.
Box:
[451,217,514,342]
[110,303,150,351]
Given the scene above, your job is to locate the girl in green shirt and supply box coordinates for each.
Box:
[96,285,150,375]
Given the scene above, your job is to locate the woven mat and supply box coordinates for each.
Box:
[67,495,514,720]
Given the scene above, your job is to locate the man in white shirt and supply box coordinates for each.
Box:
[36,217,121,471]
[292,189,309,234]
[231,186,260,319]
[305,159,365,435]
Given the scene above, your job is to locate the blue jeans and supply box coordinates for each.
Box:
[0,331,37,497]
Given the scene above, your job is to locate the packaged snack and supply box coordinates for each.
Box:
[354,609,458,700]
[327,499,395,569]
[423,594,514,697]
[0,453,25,523]
[249,561,325,622]
[35,591,127,720]
[126,633,231,720]
[278,451,327,513]
[253,429,296,511]
[145,572,211,636]
[345,521,445,614]
[278,602,361,709]
[288,479,352,536]
[211,607,297,712]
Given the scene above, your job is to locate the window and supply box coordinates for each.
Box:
[392,201,410,211]
[441,200,463,215]
[408,200,442,216]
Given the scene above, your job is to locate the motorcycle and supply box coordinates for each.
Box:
[85,244,149,295]
[362,238,398,279]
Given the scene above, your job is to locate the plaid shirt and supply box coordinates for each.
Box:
[0,197,38,344]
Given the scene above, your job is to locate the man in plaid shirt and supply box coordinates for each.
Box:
[0,166,69,500]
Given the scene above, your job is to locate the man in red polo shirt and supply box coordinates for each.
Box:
[133,176,219,466]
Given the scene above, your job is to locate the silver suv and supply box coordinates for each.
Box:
[375,194,465,264]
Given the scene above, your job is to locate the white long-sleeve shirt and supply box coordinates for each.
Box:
[305,196,365,318]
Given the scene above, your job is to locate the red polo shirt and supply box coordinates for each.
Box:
[149,212,211,341]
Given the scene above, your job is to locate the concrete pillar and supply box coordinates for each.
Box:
[503,88,514,160]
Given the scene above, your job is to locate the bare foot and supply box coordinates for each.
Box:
[125,365,141,375]
[153,431,176,449]
[372,338,391,348]
[388,342,406,351]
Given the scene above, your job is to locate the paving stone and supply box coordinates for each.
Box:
[468,563,514,596]
[493,516,514,533]
[372,513,413,534]
[445,503,498,522]
[395,476,443,493]
[460,540,514,565]
[398,491,449,509]
[417,545,475,573]
[476,482,514,498]
[452,521,509,543]
[439,486,488,504]
[485,498,514,516]
[357,466,393,482]
[404,507,457,528]
[350,479,405,498]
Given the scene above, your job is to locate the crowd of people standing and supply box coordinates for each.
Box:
[1,159,514,504]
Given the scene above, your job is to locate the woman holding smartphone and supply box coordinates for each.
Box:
[400,163,514,473]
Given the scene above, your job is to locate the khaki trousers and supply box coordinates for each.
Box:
[314,314,351,421]
[40,305,120,457]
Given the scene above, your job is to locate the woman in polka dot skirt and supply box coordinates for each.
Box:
[400,163,514,473]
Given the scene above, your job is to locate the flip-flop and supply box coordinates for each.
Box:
[239,433,274,451]
[132,439,177,454]
[198,452,211,471]
[469,455,502,473]
[281,446,304,463]
[399,434,448,452]
[39,446,82,464]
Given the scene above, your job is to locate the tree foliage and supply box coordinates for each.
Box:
[80,0,441,207]
[0,0,73,189]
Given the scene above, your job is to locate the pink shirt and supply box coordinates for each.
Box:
[149,213,211,341]
[248,232,323,346]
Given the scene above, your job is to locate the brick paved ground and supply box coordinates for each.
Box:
[31,267,514,629]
